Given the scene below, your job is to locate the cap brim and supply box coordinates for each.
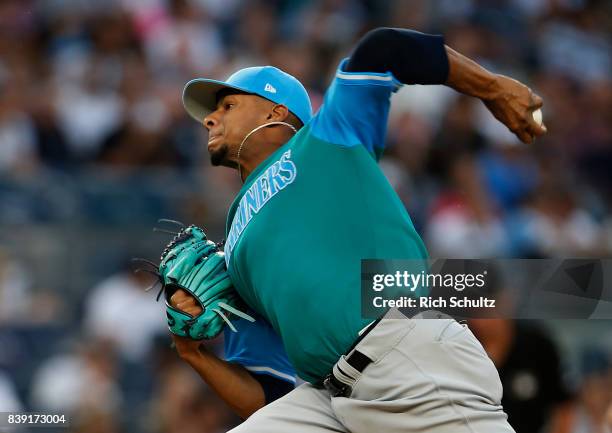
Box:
[182,78,248,122]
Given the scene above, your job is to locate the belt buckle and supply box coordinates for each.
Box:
[323,374,351,398]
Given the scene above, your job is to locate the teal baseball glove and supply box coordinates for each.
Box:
[158,225,254,340]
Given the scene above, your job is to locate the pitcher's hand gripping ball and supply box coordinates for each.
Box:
[159,225,254,340]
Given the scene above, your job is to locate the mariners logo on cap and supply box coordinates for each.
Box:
[264,83,277,93]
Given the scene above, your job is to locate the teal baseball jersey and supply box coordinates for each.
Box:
[224,59,428,383]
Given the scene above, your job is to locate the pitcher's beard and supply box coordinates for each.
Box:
[209,143,238,169]
[209,143,228,166]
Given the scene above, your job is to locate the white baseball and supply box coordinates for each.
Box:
[532,108,543,127]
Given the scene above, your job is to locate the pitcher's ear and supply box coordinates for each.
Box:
[270,104,290,122]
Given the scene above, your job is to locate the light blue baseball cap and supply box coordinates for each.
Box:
[183,66,313,126]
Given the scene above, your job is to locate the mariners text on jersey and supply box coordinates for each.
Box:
[225,150,297,265]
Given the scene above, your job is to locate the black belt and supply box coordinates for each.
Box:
[322,319,380,397]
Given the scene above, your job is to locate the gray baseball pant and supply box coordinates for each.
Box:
[228,308,516,433]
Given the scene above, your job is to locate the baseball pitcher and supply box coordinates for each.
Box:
[166,27,546,432]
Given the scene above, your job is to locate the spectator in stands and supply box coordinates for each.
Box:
[0,371,23,412]
[83,263,166,362]
[30,339,123,415]
[569,348,612,433]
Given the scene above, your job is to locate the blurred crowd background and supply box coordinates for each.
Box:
[0,0,611,432]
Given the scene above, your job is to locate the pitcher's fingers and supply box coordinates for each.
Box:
[184,306,203,316]
[176,301,202,316]
[516,127,534,144]
[170,289,191,305]
[526,113,547,136]
[176,297,197,311]
[529,92,544,109]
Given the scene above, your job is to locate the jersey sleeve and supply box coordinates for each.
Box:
[223,312,296,384]
[309,57,403,160]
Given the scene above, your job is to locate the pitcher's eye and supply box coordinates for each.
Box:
[224,103,234,110]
